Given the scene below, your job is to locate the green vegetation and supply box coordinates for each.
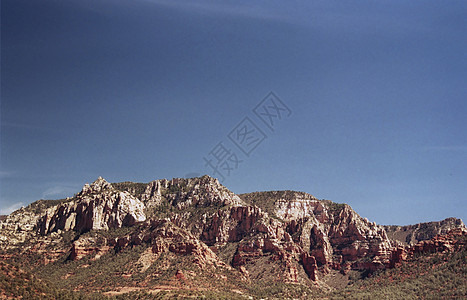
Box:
[35,244,147,292]
[323,201,346,214]
[112,182,149,198]
[98,226,134,241]
[247,280,319,299]
[0,260,107,299]
[240,190,315,204]
[239,190,348,221]
[329,236,467,299]
[23,198,76,215]
[15,224,247,298]
[144,199,176,219]
[3,177,465,299]
[4,227,466,299]
[216,242,239,265]
[167,182,187,194]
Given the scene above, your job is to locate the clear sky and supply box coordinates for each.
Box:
[1,0,466,225]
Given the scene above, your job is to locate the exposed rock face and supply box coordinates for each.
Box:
[384,217,466,245]
[140,180,165,205]
[275,195,322,221]
[327,205,391,263]
[389,247,407,268]
[201,205,274,245]
[0,203,46,248]
[0,175,465,289]
[68,219,228,269]
[147,220,224,268]
[160,176,245,209]
[231,236,306,283]
[195,192,395,282]
[273,200,392,274]
[409,227,466,255]
[69,235,110,261]
[387,227,467,268]
[38,177,146,235]
[301,252,318,281]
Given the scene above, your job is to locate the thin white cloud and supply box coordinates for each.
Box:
[42,185,77,199]
[2,121,41,130]
[0,171,14,179]
[0,202,24,215]
[423,146,467,152]
[142,0,432,36]
[1,121,59,132]
[143,0,290,23]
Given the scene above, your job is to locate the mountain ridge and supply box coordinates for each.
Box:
[0,175,465,298]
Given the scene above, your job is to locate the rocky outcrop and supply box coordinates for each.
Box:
[1,175,465,289]
[69,235,110,261]
[164,176,245,209]
[387,227,466,268]
[140,180,165,206]
[69,219,229,269]
[0,203,46,248]
[231,236,306,283]
[389,247,407,268]
[201,205,280,245]
[301,252,318,281]
[276,200,392,274]
[409,227,466,255]
[222,196,392,281]
[38,177,146,234]
[327,205,392,262]
[275,197,321,221]
[384,217,466,245]
[148,220,223,268]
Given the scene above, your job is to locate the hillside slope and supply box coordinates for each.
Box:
[1,176,465,298]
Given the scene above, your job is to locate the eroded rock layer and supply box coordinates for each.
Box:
[0,175,465,287]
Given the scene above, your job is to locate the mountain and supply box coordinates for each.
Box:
[383,217,465,245]
[0,176,465,299]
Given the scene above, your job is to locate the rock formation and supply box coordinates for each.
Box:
[38,177,146,235]
[0,175,465,291]
[384,217,466,245]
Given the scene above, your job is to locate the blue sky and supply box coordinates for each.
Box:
[1,0,466,225]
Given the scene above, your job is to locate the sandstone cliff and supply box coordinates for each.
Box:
[0,175,465,293]
[384,217,466,245]
[37,177,146,235]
